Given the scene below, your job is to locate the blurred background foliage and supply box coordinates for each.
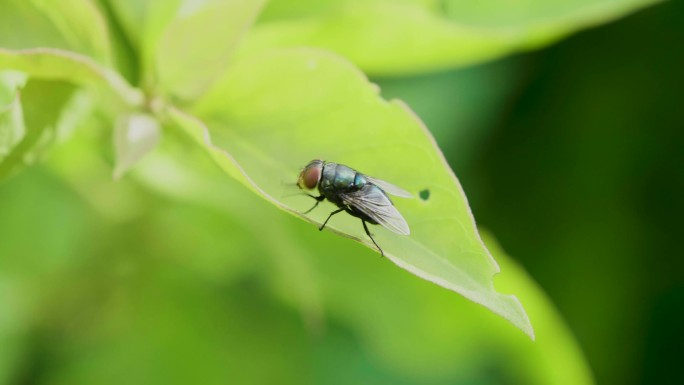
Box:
[380,2,684,384]
[1,0,681,384]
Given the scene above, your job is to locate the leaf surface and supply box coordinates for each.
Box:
[105,0,266,100]
[0,79,75,180]
[173,48,534,337]
[243,0,661,75]
[0,0,112,64]
[0,48,142,107]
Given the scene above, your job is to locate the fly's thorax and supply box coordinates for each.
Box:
[319,162,337,191]
[332,164,356,190]
[318,162,361,206]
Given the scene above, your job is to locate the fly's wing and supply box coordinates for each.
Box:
[365,176,413,198]
[341,185,410,235]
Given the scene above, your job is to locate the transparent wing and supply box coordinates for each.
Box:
[342,185,410,235]
[365,176,413,198]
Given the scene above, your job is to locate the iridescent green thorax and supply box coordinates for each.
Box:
[318,161,371,206]
[319,162,337,191]
[319,162,367,192]
[332,164,356,189]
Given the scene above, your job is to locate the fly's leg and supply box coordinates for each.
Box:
[303,194,325,214]
[362,220,384,257]
[319,209,344,231]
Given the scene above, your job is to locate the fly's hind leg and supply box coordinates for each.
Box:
[362,220,384,257]
[303,194,325,214]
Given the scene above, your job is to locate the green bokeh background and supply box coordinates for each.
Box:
[381,2,683,383]
[1,1,682,384]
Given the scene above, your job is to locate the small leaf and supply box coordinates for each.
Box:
[105,0,266,100]
[104,0,149,47]
[0,0,113,64]
[0,48,143,107]
[243,0,661,75]
[0,72,26,159]
[442,0,660,44]
[113,113,161,179]
[241,2,510,76]
[172,48,534,337]
[0,79,75,180]
[26,0,113,64]
[154,0,267,101]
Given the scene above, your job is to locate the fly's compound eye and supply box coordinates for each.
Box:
[299,165,321,190]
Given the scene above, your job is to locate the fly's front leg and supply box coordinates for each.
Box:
[319,209,344,231]
[303,194,325,214]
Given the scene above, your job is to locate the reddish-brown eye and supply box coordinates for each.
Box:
[297,159,324,190]
[302,165,321,189]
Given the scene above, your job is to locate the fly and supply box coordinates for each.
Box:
[296,159,412,256]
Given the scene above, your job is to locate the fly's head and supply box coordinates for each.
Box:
[297,159,324,190]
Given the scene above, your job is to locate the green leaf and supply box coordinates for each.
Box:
[172,48,534,337]
[0,48,143,107]
[113,113,161,179]
[0,79,75,180]
[241,2,511,76]
[442,0,659,45]
[153,0,267,101]
[130,140,593,384]
[26,0,113,64]
[0,0,113,64]
[0,73,26,161]
[105,0,266,101]
[243,0,661,75]
[103,0,185,52]
[257,0,439,21]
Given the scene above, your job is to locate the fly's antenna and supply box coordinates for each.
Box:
[280,191,308,199]
[279,180,304,200]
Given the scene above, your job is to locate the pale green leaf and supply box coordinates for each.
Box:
[0,79,74,180]
[241,2,511,76]
[100,0,174,85]
[104,0,150,47]
[0,0,113,64]
[172,48,534,337]
[154,0,267,101]
[113,113,161,179]
[0,97,23,162]
[26,0,113,64]
[105,0,266,100]
[443,0,658,41]
[0,72,26,160]
[0,48,143,107]
[0,1,68,52]
[258,0,439,21]
[105,0,182,53]
[243,0,661,75]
